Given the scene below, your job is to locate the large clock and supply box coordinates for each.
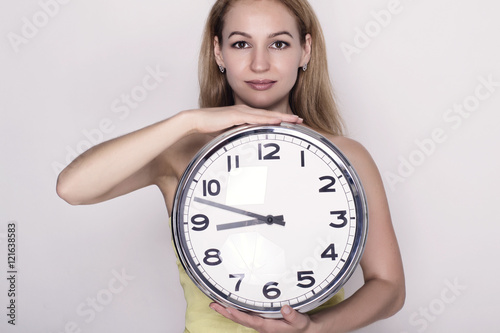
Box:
[172,123,368,318]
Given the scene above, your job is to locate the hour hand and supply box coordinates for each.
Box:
[216,215,286,231]
[216,219,264,231]
[193,197,285,224]
[216,216,286,231]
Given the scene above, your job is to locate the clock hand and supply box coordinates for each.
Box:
[216,219,265,231]
[193,197,285,225]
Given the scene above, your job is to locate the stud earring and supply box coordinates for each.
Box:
[219,65,225,73]
[302,63,308,72]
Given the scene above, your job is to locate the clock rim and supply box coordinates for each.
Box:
[171,123,368,318]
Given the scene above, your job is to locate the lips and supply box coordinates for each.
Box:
[245,79,277,91]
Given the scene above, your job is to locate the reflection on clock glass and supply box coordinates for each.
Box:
[226,166,268,206]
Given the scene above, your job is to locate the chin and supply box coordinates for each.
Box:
[240,96,288,113]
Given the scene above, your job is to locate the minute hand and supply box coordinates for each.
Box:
[193,197,285,225]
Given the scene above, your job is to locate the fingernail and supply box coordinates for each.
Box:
[282,305,291,315]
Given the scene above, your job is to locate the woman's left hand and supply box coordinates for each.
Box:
[210,303,319,333]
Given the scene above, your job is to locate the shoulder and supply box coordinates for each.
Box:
[324,135,376,170]
[322,134,385,194]
[300,124,381,183]
[153,133,212,208]
[155,133,212,179]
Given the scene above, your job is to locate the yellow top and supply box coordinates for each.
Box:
[175,256,345,333]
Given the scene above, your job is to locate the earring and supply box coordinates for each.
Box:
[219,65,225,73]
[302,63,308,72]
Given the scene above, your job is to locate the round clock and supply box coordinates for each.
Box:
[172,122,368,318]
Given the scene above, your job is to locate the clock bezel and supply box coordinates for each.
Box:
[172,123,368,318]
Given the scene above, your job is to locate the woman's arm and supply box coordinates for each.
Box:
[56,106,302,206]
[210,137,405,333]
[309,137,405,332]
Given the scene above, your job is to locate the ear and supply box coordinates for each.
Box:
[300,33,312,68]
[214,36,225,68]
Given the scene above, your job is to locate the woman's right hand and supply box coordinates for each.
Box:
[187,105,303,135]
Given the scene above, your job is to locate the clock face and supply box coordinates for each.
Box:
[172,123,367,317]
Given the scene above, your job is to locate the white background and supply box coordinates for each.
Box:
[1,0,499,332]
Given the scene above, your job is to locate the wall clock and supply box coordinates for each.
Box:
[172,122,368,318]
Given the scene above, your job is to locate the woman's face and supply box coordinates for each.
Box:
[214,0,311,114]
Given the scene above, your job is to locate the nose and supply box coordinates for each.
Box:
[250,46,270,73]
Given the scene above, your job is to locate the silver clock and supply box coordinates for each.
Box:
[172,123,368,318]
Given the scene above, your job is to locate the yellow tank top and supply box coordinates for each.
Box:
[171,220,344,332]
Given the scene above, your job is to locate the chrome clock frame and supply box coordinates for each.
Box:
[172,123,368,318]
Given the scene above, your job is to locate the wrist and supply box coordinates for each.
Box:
[174,109,198,135]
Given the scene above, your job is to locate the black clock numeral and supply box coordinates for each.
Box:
[191,214,209,231]
[297,271,315,288]
[300,150,305,167]
[263,282,281,300]
[227,155,240,172]
[258,143,280,160]
[330,210,348,228]
[319,176,336,192]
[229,273,245,292]
[321,244,339,261]
[202,179,221,197]
[203,248,222,266]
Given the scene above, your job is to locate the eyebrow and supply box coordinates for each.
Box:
[227,31,294,39]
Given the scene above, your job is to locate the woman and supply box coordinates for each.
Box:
[57,0,405,332]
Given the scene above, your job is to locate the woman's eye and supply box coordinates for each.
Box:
[232,41,249,49]
[271,41,289,50]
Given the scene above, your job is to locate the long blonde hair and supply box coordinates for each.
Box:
[198,0,344,136]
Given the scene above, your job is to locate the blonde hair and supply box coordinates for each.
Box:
[198,0,345,136]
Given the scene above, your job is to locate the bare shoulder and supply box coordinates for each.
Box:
[323,134,388,199]
[153,132,212,211]
[326,135,377,172]
[156,133,211,181]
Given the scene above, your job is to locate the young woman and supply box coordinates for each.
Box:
[57,0,405,332]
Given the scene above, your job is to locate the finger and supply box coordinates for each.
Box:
[238,113,293,126]
[237,107,303,124]
[246,115,303,126]
[210,303,266,330]
[210,302,230,317]
[281,305,310,329]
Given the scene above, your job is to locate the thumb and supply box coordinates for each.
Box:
[281,305,309,328]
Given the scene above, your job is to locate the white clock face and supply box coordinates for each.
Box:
[173,124,367,317]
